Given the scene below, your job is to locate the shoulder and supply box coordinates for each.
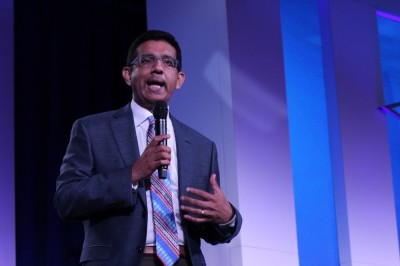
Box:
[68,104,133,139]
[74,104,131,127]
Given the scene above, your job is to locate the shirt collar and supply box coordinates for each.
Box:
[130,99,170,127]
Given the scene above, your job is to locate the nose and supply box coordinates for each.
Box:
[152,58,164,72]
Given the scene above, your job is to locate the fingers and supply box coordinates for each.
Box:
[180,193,209,209]
[181,174,219,205]
[181,204,211,217]
[184,187,213,201]
[144,147,171,168]
[180,197,216,224]
[182,209,212,223]
[184,174,219,200]
[145,135,171,162]
[180,186,213,223]
[180,173,234,224]
[147,135,171,165]
[148,134,170,147]
[131,135,171,182]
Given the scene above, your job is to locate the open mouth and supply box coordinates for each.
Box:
[146,79,166,90]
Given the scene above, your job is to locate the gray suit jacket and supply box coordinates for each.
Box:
[54,104,242,266]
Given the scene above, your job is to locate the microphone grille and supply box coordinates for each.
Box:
[153,101,168,119]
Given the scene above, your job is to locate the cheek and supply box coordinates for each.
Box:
[167,75,181,89]
[131,74,146,87]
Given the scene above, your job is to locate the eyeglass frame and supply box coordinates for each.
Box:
[129,54,181,70]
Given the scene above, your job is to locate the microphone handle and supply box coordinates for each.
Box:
[156,118,168,179]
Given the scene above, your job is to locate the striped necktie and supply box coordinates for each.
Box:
[147,116,179,266]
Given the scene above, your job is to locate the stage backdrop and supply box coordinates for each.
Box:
[8,0,400,265]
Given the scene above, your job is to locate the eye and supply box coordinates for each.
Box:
[140,55,155,65]
[162,57,176,67]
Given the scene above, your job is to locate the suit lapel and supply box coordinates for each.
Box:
[171,115,193,197]
[110,104,147,205]
[110,104,138,165]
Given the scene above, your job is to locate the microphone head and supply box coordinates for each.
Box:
[153,101,168,119]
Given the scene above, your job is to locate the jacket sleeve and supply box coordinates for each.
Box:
[200,205,243,245]
[53,119,138,221]
[199,142,242,245]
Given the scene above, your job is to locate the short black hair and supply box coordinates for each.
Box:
[126,30,182,71]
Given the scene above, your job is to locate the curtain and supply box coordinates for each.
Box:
[14,1,147,265]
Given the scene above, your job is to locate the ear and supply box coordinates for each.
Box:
[122,67,132,86]
[175,71,185,89]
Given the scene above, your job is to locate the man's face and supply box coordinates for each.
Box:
[122,40,185,111]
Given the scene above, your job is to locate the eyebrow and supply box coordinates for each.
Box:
[139,53,176,58]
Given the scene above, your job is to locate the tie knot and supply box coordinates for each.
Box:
[148,115,155,128]
[148,115,155,123]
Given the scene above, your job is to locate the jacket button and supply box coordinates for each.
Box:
[142,210,147,218]
[136,246,143,253]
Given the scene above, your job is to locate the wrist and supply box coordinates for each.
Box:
[218,212,236,231]
[223,205,235,224]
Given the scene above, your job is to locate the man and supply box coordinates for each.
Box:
[54,30,242,266]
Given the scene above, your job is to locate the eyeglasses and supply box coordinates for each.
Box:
[130,54,180,69]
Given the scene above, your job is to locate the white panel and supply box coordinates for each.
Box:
[226,0,299,264]
[239,246,298,266]
[146,1,241,265]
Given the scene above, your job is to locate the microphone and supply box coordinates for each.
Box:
[153,101,168,179]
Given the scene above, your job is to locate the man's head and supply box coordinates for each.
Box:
[122,30,185,111]
[126,30,182,72]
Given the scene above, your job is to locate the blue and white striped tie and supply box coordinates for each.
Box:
[147,116,179,266]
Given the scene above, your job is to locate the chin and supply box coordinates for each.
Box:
[147,95,168,103]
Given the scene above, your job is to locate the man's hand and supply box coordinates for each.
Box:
[180,174,234,224]
[131,134,171,184]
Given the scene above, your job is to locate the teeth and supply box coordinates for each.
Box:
[149,84,162,89]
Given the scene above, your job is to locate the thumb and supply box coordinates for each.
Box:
[210,174,221,194]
